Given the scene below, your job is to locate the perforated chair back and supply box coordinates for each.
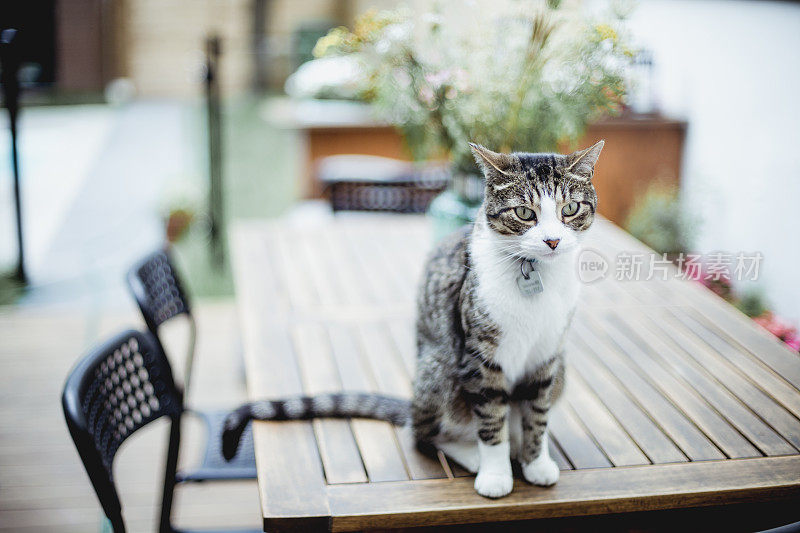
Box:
[127,250,191,332]
[62,330,183,533]
[127,250,196,393]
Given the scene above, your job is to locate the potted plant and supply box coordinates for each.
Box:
[313,1,632,235]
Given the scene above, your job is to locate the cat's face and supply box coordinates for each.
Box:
[470,141,603,262]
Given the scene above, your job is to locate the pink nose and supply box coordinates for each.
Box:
[544,239,560,250]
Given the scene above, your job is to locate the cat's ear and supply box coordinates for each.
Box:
[469,142,513,178]
[566,140,604,180]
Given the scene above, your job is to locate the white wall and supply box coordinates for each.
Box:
[622,0,800,322]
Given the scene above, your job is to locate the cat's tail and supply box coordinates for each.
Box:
[222,392,411,461]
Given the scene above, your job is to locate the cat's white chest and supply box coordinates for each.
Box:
[473,247,579,386]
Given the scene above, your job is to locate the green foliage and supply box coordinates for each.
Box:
[736,289,768,318]
[315,2,633,170]
[625,183,695,255]
[0,271,25,306]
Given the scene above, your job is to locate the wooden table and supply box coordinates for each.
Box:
[230,215,800,532]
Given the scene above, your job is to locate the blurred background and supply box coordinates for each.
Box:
[1,0,799,531]
[1,0,799,320]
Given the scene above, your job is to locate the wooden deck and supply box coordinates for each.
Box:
[230,214,800,532]
[0,302,261,532]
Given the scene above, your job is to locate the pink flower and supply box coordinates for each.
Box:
[754,312,800,352]
[785,335,800,352]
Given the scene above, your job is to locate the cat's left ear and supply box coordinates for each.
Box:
[469,142,513,178]
[566,140,604,180]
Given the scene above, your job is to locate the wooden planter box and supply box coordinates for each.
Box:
[266,99,686,226]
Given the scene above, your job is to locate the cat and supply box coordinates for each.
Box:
[221,140,603,498]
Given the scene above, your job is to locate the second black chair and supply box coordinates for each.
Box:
[127,250,256,481]
[63,329,260,532]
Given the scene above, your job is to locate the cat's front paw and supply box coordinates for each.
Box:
[522,455,559,486]
[474,470,514,498]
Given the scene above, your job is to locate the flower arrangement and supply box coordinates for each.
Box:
[679,258,798,353]
[625,182,696,256]
[313,1,632,172]
[626,184,799,353]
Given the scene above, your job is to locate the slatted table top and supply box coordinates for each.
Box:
[230,214,800,532]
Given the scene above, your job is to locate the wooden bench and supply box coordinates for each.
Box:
[230,215,800,532]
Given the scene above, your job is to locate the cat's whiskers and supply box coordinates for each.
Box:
[471,235,526,273]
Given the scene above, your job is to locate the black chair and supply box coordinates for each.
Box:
[317,155,449,213]
[126,250,256,482]
[62,329,259,533]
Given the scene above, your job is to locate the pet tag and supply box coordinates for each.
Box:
[517,258,544,296]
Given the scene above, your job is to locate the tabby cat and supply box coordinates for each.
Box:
[222,140,603,498]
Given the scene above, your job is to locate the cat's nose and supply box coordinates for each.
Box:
[544,238,560,250]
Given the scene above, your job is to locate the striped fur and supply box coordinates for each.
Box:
[221,393,409,460]
[412,142,601,497]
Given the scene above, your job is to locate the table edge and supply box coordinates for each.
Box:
[326,455,800,531]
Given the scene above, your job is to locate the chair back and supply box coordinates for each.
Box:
[62,330,183,532]
[127,250,192,333]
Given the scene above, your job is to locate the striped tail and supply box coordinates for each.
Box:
[222,392,411,461]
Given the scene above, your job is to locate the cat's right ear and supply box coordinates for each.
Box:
[566,140,604,181]
[469,142,512,179]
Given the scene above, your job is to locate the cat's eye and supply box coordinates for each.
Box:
[514,206,536,221]
[561,201,580,217]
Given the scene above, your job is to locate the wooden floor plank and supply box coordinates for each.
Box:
[576,316,725,461]
[563,368,651,467]
[327,325,409,482]
[360,228,418,306]
[386,321,419,381]
[273,229,319,309]
[0,300,263,532]
[604,312,762,459]
[356,324,413,396]
[340,224,402,305]
[565,336,689,464]
[295,230,345,308]
[547,435,573,471]
[658,275,800,391]
[379,227,427,294]
[656,308,800,452]
[380,219,431,284]
[671,309,800,420]
[395,424,453,480]
[636,310,796,457]
[292,323,368,484]
[319,226,369,306]
[548,402,612,469]
[232,226,330,528]
[303,228,351,306]
[356,323,448,480]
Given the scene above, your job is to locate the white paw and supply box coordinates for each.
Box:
[474,470,514,498]
[522,455,560,486]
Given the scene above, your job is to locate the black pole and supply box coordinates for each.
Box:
[205,35,223,266]
[0,28,26,284]
[253,0,268,92]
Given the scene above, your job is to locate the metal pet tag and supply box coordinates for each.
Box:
[518,259,544,296]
